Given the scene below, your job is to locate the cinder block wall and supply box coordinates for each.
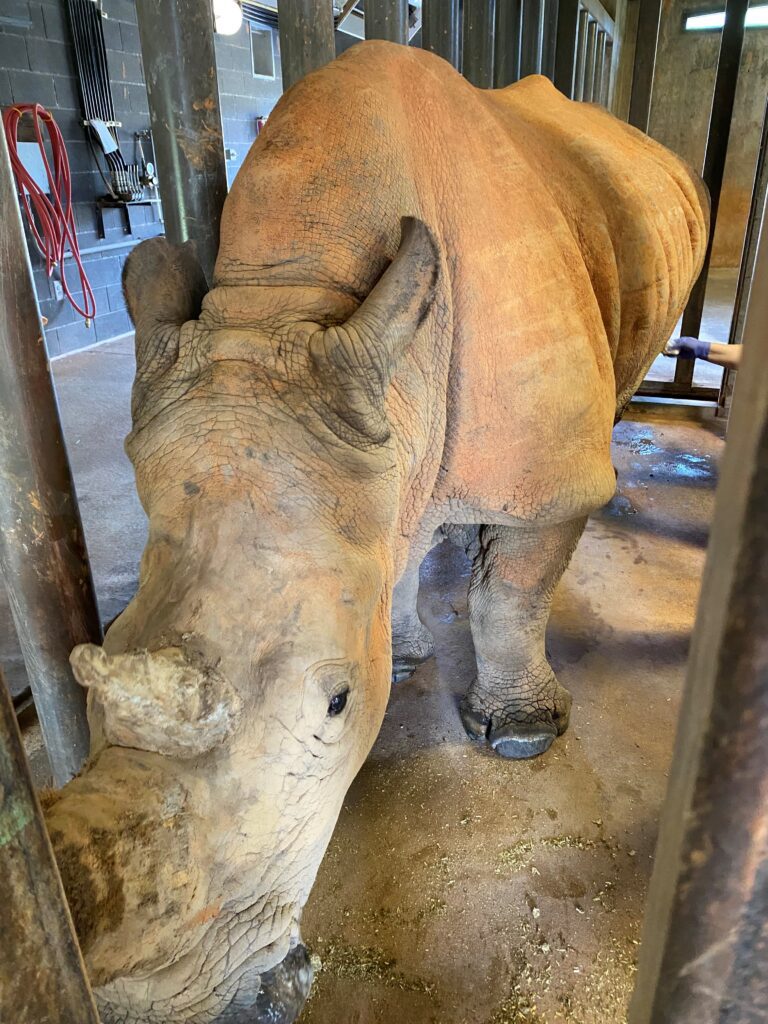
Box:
[0,0,283,356]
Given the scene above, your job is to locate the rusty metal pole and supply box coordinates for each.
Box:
[423,0,460,68]
[0,128,100,787]
[278,0,335,90]
[463,0,497,87]
[629,196,768,1024]
[674,0,749,390]
[628,0,661,131]
[0,669,100,1023]
[366,0,409,44]
[494,0,523,86]
[135,0,229,284]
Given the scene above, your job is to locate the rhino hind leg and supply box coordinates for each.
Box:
[460,518,586,759]
[391,546,436,684]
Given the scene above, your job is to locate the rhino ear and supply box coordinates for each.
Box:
[70,644,242,759]
[122,238,208,416]
[308,217,440,446]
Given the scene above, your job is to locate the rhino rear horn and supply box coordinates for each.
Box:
[122,237,208,418]
[70,644,242,759]
[308,217,440,445]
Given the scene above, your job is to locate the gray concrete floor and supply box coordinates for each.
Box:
[3,332,727,1022]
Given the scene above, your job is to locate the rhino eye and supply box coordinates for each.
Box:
[327,688,349,717]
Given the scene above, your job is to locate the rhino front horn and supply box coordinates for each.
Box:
[70,644,242,758]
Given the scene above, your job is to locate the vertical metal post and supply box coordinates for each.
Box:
[593,28,606,104]
[602,37,613,105]
[520,0,544,75]
[541,0,558,80]
[554,0,579,96]
[135,0,229,284]
[628,195,768,1024]
[575,9,589,98]
[719,96,768,415]
[495,0,523,86]
[463,0,497,87]
[675,0,749,388]
[628,0,662,131]
[366,0,409,43]
[583,18,597,100]
[0,129,100,787]
[423,0,460,67]
[0,669,100,1023]
[720,95,768,415]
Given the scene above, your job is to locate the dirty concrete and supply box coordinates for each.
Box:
[0,335,725,1022]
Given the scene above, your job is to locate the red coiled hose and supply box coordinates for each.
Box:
[3,103,97,322]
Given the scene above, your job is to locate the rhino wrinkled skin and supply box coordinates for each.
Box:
[43,42,707,1024]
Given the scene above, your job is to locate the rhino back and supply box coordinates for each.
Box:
[212,42,706,525]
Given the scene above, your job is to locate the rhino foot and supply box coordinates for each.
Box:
[391,650,434,684]
[459,675,572,760]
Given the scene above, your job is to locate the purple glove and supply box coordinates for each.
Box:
[663,337,712,360]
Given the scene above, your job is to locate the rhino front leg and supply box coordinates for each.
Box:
[461,517,586,759]
[391,543,437,684]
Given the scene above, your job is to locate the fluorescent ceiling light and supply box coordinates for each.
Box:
[685,4,768,29]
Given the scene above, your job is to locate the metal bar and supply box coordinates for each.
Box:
[719,96,768,413]
[366,0,408,43]
[541,0,558,79]
[494,0,523,85]
[582,18,597,100]
[554,0,579,96]
[0,669,100,1023]
[675,0,749,389]
[135,0,228,284]
[463,0,497,87]
[628,0,662,131]
[628,195,768,1024]
[635,382,721,401]
[335,0,358,30]
[520,0,544,75]
[593,27,606,102]
[422,0,460,67]
[602,36,613,105]
[0,128,100,787]
[575,8,589,99]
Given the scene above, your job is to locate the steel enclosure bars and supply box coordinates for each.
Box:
[0,669,100,1023]
[464,0,497,87]
[366,0,409,44]
[423,0,461,68]
[278,0,336,89]
[628,195,768,1024]
[0,128,100,787]
[135,0,229,284]
[675,0,749,390]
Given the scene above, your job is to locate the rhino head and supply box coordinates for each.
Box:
[44,219,439,1023]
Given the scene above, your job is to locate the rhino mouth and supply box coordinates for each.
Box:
[250,943,314,1024]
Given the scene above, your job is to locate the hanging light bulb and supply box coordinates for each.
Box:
[213,0,243,35]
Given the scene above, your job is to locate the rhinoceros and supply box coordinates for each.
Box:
[43,40,707,1024]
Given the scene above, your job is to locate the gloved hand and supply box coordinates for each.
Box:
[663,337,713,360]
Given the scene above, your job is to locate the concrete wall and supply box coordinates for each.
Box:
[0,1,283,355]
[649,0,767,267]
